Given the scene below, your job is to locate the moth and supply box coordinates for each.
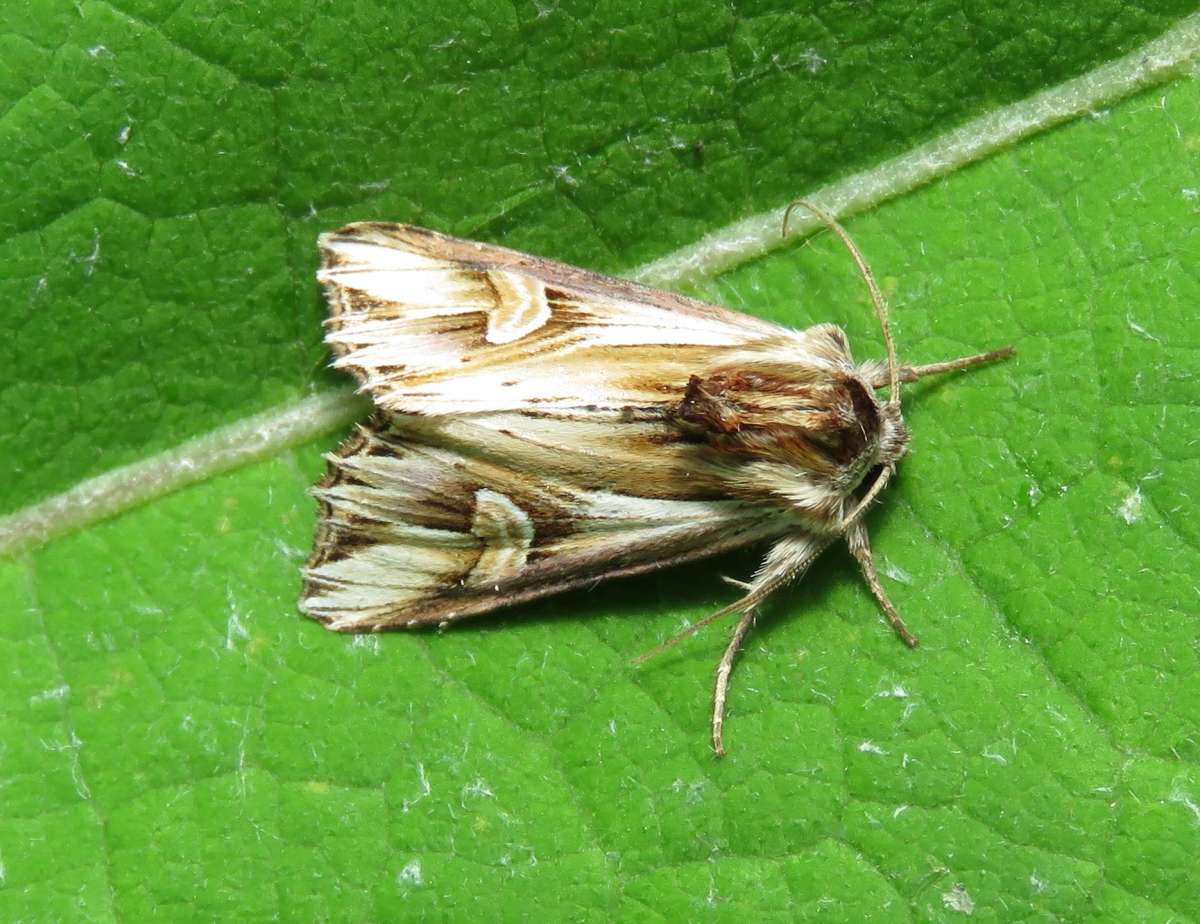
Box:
[300,202,1012,755]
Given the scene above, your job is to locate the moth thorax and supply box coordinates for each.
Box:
[674,370,882,475]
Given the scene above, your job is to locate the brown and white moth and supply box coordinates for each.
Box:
[300,202,1012,755]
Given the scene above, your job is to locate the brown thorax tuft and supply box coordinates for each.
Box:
[674,367,885,477]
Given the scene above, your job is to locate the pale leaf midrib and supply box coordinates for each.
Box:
[1,13,1197,557]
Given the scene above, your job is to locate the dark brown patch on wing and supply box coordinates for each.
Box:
[674,369,880,474]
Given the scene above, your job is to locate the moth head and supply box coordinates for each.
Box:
[783,200,909,486]
[875,399,910,467]
[829,372,909,498]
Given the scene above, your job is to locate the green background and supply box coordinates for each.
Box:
[2,1,1198,920]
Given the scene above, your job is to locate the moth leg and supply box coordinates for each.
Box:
[846,522,919,648]
[634,535,831,756]
[635,533,831,666]
[712,607,757,757]
[721,575,754,592]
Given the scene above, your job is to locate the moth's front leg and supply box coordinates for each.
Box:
[845,521,918,648]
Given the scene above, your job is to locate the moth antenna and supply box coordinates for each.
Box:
[782,199,901,408]
[891,346,1015,384]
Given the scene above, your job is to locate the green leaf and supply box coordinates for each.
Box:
[2,2,1198,920]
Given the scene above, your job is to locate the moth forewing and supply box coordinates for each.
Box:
[301,413,794,632]
[302,207,1013,755]
[314,223,794,416]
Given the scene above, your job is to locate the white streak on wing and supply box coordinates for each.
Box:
[326,267,483,309]
[485,271,550,344]
[469,489,533,584]
[369,367,610,408]
[318,238,444,273]
[315,543,464,593]
[567,493,782,553]
[360,334,806,412]
[325,310,474,338]
[336,337,471,374]
[556,320,736,347]
[584,491,750,525]
[306,537,470,628]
